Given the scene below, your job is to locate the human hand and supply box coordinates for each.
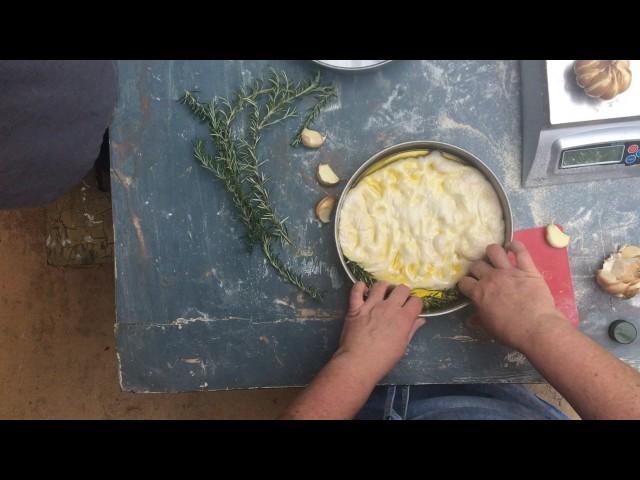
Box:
[333,281,425,383]
[458,240,568,352]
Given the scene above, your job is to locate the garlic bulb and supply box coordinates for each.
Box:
[574,60,632,101]
[596,245,640,299]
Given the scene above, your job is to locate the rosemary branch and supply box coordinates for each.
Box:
[344,257,462,311]
[262,237,323,300]
[345,258,376,287]
[192,139,262,247]
[180,91,210,122]
[180,69,336,299]
[237,72,304,247]
[290,73,337,147]
[420,287,462,310]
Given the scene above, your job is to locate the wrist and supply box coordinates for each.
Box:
[515,310,574,355]
[280,350,379,420]
[330,348,386,387]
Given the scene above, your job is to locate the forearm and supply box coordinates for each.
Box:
[279,353,379,420]
[522,313,640,419]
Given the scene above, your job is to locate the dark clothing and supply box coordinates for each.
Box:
[0,61,117,208]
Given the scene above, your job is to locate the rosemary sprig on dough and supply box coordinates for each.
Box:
[180,70,336,300]
[345,257,462,311]
[419,287,462,310]
[345,258,376,287]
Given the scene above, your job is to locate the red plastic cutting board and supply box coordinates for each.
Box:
[513,226,579,327]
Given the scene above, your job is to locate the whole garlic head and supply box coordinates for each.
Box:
[574,60,633,101]
[596,245,640,299]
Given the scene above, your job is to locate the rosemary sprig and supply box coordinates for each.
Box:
[420,287,462,310]
[290,72,337,147]
[180,70,336,299]
[237,73,301,247]
[345,257,376,287]
[193,139,262,247]
[180,91,210,122]
[262,237,323,300]
[344,257,463,311]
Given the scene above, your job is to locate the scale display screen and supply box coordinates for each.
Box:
[560,144,626,169]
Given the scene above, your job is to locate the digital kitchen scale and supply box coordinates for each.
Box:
[521,60,640,187]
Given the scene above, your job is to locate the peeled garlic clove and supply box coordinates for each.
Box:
[546,224,570,248]
[315,196,336,223]
[317,163,340,186]
[301,128,326,148]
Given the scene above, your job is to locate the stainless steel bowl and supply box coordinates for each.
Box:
[334,140,514,317]
[313,60,392,71]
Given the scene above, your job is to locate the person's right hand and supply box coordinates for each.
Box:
[333,281,425,384]
[458,240,569,352]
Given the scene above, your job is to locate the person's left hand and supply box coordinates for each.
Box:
[332,281,425,383]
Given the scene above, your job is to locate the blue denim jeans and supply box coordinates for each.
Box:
[355,384,570,420]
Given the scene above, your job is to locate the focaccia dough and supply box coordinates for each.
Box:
[339,151,505,289]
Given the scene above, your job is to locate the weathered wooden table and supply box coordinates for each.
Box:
[111,60,640,392]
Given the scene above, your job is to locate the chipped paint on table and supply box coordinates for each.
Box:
[46,171,114,266]
[111,60,640,392]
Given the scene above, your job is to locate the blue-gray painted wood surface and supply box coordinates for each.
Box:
[111,60,640,392]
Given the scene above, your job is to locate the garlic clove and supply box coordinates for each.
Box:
[315,196,336,223]
[301,128,326,149]
[545,224,570,248]
[597,269,620,286]
[317,163,340,186]
[618,258,640,283]
[627,285,640,298]
[596,272,628,298]
[620,245,640,259]
[618,67,633,92]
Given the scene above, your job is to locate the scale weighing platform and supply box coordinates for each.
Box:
[521,60,640,187]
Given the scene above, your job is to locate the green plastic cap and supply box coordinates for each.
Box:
[608,320,637,344]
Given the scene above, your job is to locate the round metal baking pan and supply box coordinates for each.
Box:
[313,60,392,71]
[334,140,514,317]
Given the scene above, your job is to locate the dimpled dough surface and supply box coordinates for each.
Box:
[339,152,505,290]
